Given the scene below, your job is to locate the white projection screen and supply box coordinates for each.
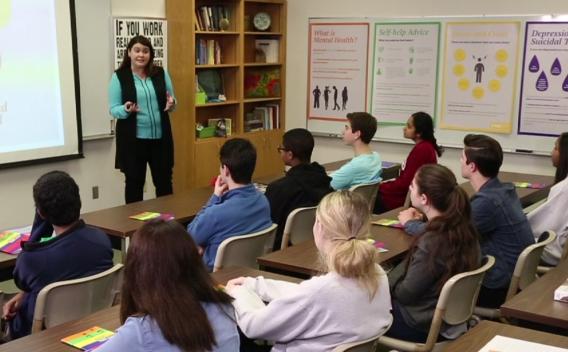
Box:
[0,0,82,168]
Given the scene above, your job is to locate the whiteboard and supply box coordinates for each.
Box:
[75,0,113,138]
[307,16,563,155]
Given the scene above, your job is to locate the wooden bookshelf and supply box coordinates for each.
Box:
[167,0,287,189]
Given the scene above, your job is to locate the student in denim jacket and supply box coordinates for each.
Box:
[399,134,534,308]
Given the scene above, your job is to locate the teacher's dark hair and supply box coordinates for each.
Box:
[121,219,233,351]
[411,112,443,157]
[118,35,159,76]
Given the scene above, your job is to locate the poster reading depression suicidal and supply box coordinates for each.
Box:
[518,22,568,137]
[113,17,168,69]
[308,22,369,121]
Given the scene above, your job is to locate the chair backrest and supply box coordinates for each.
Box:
[213,223,277,272]
[280,206,317,249]
[506,230,557,300]
[350,181,380,211]
[332,335,379,352]
[403,189,411,208]
[422,255,495,351]
[32,263,124,333]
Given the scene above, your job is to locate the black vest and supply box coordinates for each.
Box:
[114,66,174,173]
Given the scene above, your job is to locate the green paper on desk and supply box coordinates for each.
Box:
[129,212,174,221]
[513,182,546,189]
[372,218,403,229]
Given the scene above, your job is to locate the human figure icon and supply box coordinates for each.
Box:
[474,57,485,83]
[312,85,321,109]
[332,86,340,111]
[341,86,348,110]
[324,86,331,110]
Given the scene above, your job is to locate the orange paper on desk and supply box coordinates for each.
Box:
[61,326,114,351]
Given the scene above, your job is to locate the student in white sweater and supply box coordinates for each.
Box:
[528,132,568,266]
[226,191,392,351]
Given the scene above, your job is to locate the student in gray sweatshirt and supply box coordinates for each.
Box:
[226,191,392,351]
[387,164,481,342]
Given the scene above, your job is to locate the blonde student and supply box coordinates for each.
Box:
[226,191,392,351]
[527,132,568,266]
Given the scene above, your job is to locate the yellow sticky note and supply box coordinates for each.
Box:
[0,0,11,28]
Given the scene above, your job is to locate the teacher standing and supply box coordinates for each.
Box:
[108,35,176,204]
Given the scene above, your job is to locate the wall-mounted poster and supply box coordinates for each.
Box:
[371,22,440,125]
[307,22,369,121]
[518,22,568,137]
[440,22,520,133]
[113,17,167,69]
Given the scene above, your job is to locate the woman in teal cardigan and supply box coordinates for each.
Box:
[108,35,176,203]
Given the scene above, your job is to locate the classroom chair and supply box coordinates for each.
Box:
[537,231,568,275]
[332,334,381,352]
[474,230,556,320]
[280,206,317,249]
[376,255,495,352]
[31,264,124,333]
[350,181,381,212]
[213,224,278,272]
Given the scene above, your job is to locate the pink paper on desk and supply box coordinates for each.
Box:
[0,231,30,254]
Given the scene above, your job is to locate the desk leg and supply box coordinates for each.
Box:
[120,237,130,263]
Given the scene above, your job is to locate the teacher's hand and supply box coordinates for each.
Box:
[124,101,139,113]
[164,91,175,112]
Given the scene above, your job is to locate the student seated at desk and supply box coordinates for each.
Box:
[387,164,480,342]
[527,132,568,266]
[2,171,113,339]
[226,191,392,352]
[376,112,442,212]
[265,128,333,250]
[330,112,382,190]
[187,138,272,271]
[400,134,534,309]
[97,220,239,352]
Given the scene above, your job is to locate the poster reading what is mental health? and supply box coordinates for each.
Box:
[440,22,520,134]
[518,22,568,137]
[371,22,440,125]
[308,22,369,121]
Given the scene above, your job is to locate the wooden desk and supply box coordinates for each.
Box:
[460,171,554,208]
[500,259,568,329]
[0,267,300,352]
[444,320,568,351]
[257,207,413,277]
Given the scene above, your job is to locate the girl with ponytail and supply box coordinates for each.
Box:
[376,111,443,212]
[386,164,480,343]
[226,191,392,351]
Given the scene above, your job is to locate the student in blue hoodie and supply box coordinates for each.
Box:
[3,171,113,339]
[187,138,272,271]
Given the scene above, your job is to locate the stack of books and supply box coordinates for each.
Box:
[195,5,230,32]
[196,39,222,65]
[245,104,280,132]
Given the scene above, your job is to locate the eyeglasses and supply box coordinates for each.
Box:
[276,146,289,153]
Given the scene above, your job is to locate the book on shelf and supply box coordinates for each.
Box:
[196,39,222,65]
[255,39,279,63]
[245,104,280,132]
[244,68,281,98]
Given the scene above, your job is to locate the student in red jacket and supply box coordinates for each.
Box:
[375,112,443,213]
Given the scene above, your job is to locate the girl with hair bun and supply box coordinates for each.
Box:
[387,164,480,342]
[226,191,392,351]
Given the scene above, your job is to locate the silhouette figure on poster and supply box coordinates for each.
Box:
[312,85,321,109]
[323,86,331,110]
[332,86,340,110]
[341,86,348,110]
[473,56,486,83]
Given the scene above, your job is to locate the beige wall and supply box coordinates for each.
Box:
[0,0,564,229]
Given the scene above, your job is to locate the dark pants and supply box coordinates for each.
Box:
[386,301,429,343]
[124,138,173,204]
[477,285,508,308]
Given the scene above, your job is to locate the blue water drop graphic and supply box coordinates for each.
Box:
[536,71,548,91]
[528,55,540,73]
[562,75,568,92]
[551,58,562,76]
